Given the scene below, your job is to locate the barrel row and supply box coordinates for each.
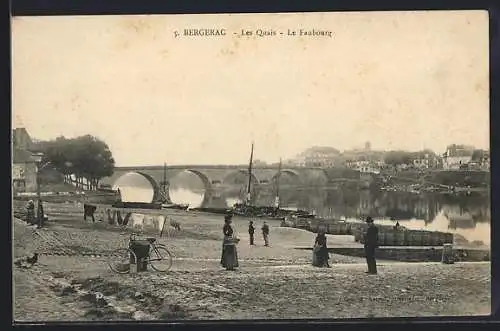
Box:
[282,218,355,235]
[310,222,353,235]
[353,229,453,247]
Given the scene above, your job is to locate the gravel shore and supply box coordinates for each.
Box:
[12,208,491,321]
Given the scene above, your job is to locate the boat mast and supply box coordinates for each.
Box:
[162,162,167,203]
[247,142,254,205]
[275,158,282,208]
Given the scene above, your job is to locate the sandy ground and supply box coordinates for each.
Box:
[12,207,491,322]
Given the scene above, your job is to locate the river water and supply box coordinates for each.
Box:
[113,172,491,245]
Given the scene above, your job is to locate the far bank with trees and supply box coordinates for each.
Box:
[32,135,115,190]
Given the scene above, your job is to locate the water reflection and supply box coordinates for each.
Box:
[170,188,204,208]
[168,171,206,208]
[112,173,154,203]
[113,175,490,245]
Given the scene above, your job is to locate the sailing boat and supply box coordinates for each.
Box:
[161,162,189,210]
[274,158,282,209]
[245,142,255,205]
[231,145,315,219]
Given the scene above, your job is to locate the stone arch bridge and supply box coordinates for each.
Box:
[99,165,360,203]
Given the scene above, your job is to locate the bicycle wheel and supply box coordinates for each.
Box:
[148,244,173,272]
[107,248,137,274]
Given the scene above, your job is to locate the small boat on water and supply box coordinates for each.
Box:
[162,203,190,211]
[112,201,163,210]
[190,207,233,214]
[232,203,315,219]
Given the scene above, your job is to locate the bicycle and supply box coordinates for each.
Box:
[107,233,173,274]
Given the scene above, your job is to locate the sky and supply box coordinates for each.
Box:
[12,11,489,166]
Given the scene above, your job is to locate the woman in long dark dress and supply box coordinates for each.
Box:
[220,214,239,270]
[313,230,330,268]
[25,200,35,225]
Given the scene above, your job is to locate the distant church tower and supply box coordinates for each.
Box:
[365,141,371,151]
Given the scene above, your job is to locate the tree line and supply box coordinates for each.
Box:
[32,135,115,190]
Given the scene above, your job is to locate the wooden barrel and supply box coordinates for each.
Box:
[384,231,395,246]
[440,233,449,246]
[433,232,443,246]
[434,233,442,246]
[394,231,405,246]
[353,229,362,242]
[406,231,415,246]
[419,231,427,246]
[329,223,339,235]
[428,232,437,246]
[437,232,444,246]
[441,243,455,264]
[422,231,432,246]
[346,223,353,235]
[339,223,348,235]
[409,231,422,246]
[403,230,410,245]
[318,224,327,233]
[350,224,360,235]
[377,232,386,246]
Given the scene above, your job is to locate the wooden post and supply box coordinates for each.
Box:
[36,165,41,227]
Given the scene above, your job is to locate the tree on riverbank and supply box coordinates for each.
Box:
[384,151,413,166]
[32,135,115,190]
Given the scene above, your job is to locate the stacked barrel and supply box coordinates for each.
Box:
[356,228,454,246]
[280,217,454,247]
[308,219,353,235]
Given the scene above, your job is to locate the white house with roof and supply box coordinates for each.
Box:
[442,145,474,170]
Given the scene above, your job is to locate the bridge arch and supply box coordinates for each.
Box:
[175,169,213,192]
[165,169,214,207]
[113,171,162,203]
[272,169,301,183]
[222,169,259,185]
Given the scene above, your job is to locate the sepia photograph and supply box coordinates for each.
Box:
[11,11,490,321]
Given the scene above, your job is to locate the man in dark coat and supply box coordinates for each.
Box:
[364,216,379,274]
[248,221,255,245]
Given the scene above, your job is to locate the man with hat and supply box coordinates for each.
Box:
[248,220,255,245]
[364,216,379,274]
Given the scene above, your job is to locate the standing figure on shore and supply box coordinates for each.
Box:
[220,214,239,271]
[363,216,379,275]
[248,220,255,245]
[312,230,330,268]
[25,200,35,225]
[37,199,45,229]
[262,221,270,247]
